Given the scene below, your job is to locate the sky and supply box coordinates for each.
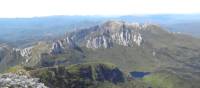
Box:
[0,0,200,18]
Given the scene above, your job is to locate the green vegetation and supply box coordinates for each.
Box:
[6,65,25,73]
[27,42,51,66]
[5,65,30,75]
[143,71,193,88]
[81,45,158,72]
[29,62,149,88]
[66,62,117,72]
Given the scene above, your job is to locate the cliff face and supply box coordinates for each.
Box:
[13,47,33,64]
[49,37,77,55]
[85,21,144,48]
[0,45,26,72]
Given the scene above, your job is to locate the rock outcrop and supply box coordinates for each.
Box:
[20,47,33,58]
[49,37,78,55]
[13,47,33,58]
[12,47,33,64]
[86,36,113,48]
[49,40,64,55]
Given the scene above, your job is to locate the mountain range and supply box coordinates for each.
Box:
[1,14,200,47]
[0,20,200,88]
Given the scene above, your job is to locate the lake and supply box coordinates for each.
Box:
[130,71,150,78]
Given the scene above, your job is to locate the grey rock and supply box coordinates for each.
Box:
[85,21,144,48]
[0,73,48,88]
[49,36,78,55]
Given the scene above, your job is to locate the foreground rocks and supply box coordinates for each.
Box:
[0,73,48,88]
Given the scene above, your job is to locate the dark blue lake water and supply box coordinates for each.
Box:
[130,71,150,78]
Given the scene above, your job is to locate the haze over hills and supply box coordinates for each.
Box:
[166,21,200,37]
[0,14,200,47]
[0,20,200,88]
[0,16,106,47]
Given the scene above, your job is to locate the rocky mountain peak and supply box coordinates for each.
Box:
[102,20,124,31]
[101,20,155,31]
[47,21,164,50]
[84,21,145,48]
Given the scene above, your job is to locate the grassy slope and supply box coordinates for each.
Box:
[142,70,200,88]
[81,45,158,72]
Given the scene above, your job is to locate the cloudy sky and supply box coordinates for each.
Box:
[0,0,199,18]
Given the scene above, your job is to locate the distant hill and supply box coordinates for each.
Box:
[0,16,107,47]
[118,14,200,38]
[166,21,200,37]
